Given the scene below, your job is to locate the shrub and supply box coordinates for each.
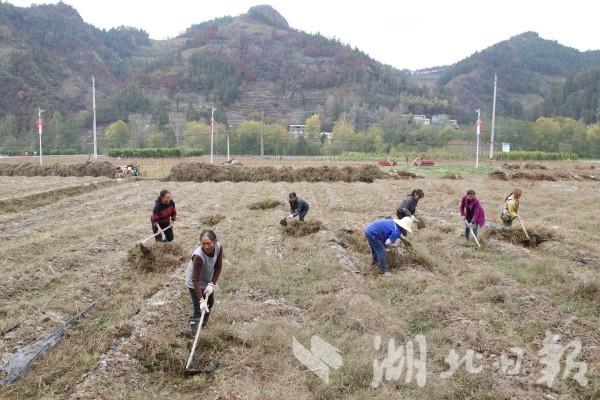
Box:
[108,148,203,158]
[0,148,77,156]
[498,151,578,161]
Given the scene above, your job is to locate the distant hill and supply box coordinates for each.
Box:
[0,3,453,138]
[3,3,600,150]
[542,67,600,123]
[0,2,149,127]
[415,32,600,119]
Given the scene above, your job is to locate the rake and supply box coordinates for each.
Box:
[466,221,481,248]
[184,296,219,375]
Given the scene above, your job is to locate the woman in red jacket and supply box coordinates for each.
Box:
[151,189,176,242]
[460,189,485,240]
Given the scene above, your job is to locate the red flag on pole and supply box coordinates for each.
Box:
[37,119,44,135]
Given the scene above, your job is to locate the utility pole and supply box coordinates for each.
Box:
[92,75,97,159]
[260,110,264,156]
[210,107,216,164]
[37,108,45,165]
[227,125,231,162]
[475,108,481,168]
[489,74,497,160]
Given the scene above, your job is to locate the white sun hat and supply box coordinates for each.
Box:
[393,217,413,233]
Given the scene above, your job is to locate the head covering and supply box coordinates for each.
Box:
[393,217,413,233]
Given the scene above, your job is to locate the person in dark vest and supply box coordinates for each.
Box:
[185,229,223,334]
[396,189,424,220]
[288,192,310,221]
[151,189,176,242]
[459,189,485,240]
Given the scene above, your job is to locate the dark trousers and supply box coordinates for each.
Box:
[465,221,479,240]
[189,288,214,326]
[365,232,387,274]
[152,221,174,242]
[396,210,409,219]
[298,206,309,221]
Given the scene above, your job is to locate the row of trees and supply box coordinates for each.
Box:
[102,112,459,156]
[5,107,600,158]
[0,110,90,152]
[491,116,600,157]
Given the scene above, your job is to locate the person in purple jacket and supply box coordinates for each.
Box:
[460,189,485,240]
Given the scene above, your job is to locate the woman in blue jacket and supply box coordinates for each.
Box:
[364,217,413,276]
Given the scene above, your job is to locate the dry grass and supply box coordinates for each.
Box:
[0,161,116,178]
[167,162,384,183]
[126,242,186,273]
[1,161,599,399]
[0,180,117,214]
[248,199,282,210]
[281,220,323,236]
[199,213,226,226]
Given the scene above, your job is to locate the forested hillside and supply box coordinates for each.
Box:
[417,32,600,120]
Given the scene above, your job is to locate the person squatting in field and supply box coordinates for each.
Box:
[185,229,223,334]
[396,189,424,221]
[501,188,522,227]
[151,189,176,242]
[364,217,413,277]
[288,192,310,221]
[460,189,485,240]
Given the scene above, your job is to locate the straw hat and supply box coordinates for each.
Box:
[393,217,413,233]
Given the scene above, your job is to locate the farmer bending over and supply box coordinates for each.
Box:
[364,217,413,277]
[460,189,485,240]
[288,192,310,221]
[396,189,424,220]
[501,188,522,227]
[185,229,223,334]
[151,189,176,242]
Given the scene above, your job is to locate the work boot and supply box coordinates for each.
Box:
[189,317,200,336]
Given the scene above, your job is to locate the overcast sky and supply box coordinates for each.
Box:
[8,0,600,70]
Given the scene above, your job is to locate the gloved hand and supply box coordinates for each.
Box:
[200,299,210,314]
[204,282,215,297]
[411,215,420,223]
[289,214,295,219]
[385,238,393,246]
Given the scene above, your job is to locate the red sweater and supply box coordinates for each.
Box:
[151,200,176,224]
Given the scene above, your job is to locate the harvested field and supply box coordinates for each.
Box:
[0,161,116,178]
[489,170,509,180]
[502,163,521,169]
[336,228,370,253]
[441,173,463,179]
[127,242,186,272]
[1,163,599,400]
[248,199,282,210]
[0,180,117,214]
[524,163,547,169]
[388,170,424,179]
[481,224,559,247]
[199,213,226,226]
[512,171,557,181]
[281,220,323,236]
[166,162,385,183]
